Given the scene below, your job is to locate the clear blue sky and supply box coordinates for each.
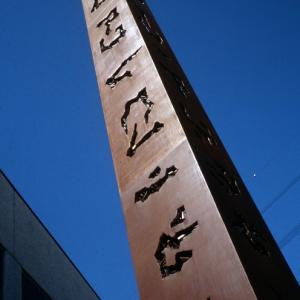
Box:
[0,0,299,299]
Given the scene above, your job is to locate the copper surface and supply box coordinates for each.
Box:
[81,1,300,299]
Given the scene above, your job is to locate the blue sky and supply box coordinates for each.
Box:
[0,0,299,299]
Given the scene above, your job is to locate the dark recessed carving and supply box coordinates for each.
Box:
[135,166,178,202]
[139,12,164,44]
[120,87,163,157]
[106,47,142,88]
[91,0,107,13]
[170,206,186,227]
[182,107,217,146]
[155,218,198,278]
[267,284,283,300]
[233,211,271,256]
[96,8,126,53]
[157,52,217,146]
[207,160,241,196]
[127,122,164,157]
[100,25,126,53]
[161,63,190,98]
[157,48,172,61]
[121,88,153,134]
[159,250,193,278]
[156,51,217,147]
[149,166,161,179]
[97,7,119,35]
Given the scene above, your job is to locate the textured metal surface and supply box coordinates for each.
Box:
[81,1,300,299]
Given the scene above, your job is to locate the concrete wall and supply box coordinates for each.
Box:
[0,171,101,300]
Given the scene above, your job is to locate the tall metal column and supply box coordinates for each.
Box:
[81,1,299,299]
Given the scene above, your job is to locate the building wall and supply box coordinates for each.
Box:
[0,171,101,300]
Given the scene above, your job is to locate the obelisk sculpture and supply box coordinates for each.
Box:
[81,1,299,299]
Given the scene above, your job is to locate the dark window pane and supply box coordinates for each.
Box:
[22,271,51,300]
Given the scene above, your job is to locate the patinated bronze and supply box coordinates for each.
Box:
[81,0,300,299]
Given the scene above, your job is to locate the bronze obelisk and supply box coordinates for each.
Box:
[81,0,300,299]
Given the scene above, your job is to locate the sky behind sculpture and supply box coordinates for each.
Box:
[0,0,299,299]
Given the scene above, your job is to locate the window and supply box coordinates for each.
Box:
[22,271,51,300]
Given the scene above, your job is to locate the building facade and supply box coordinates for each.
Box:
[0,170,101,300]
